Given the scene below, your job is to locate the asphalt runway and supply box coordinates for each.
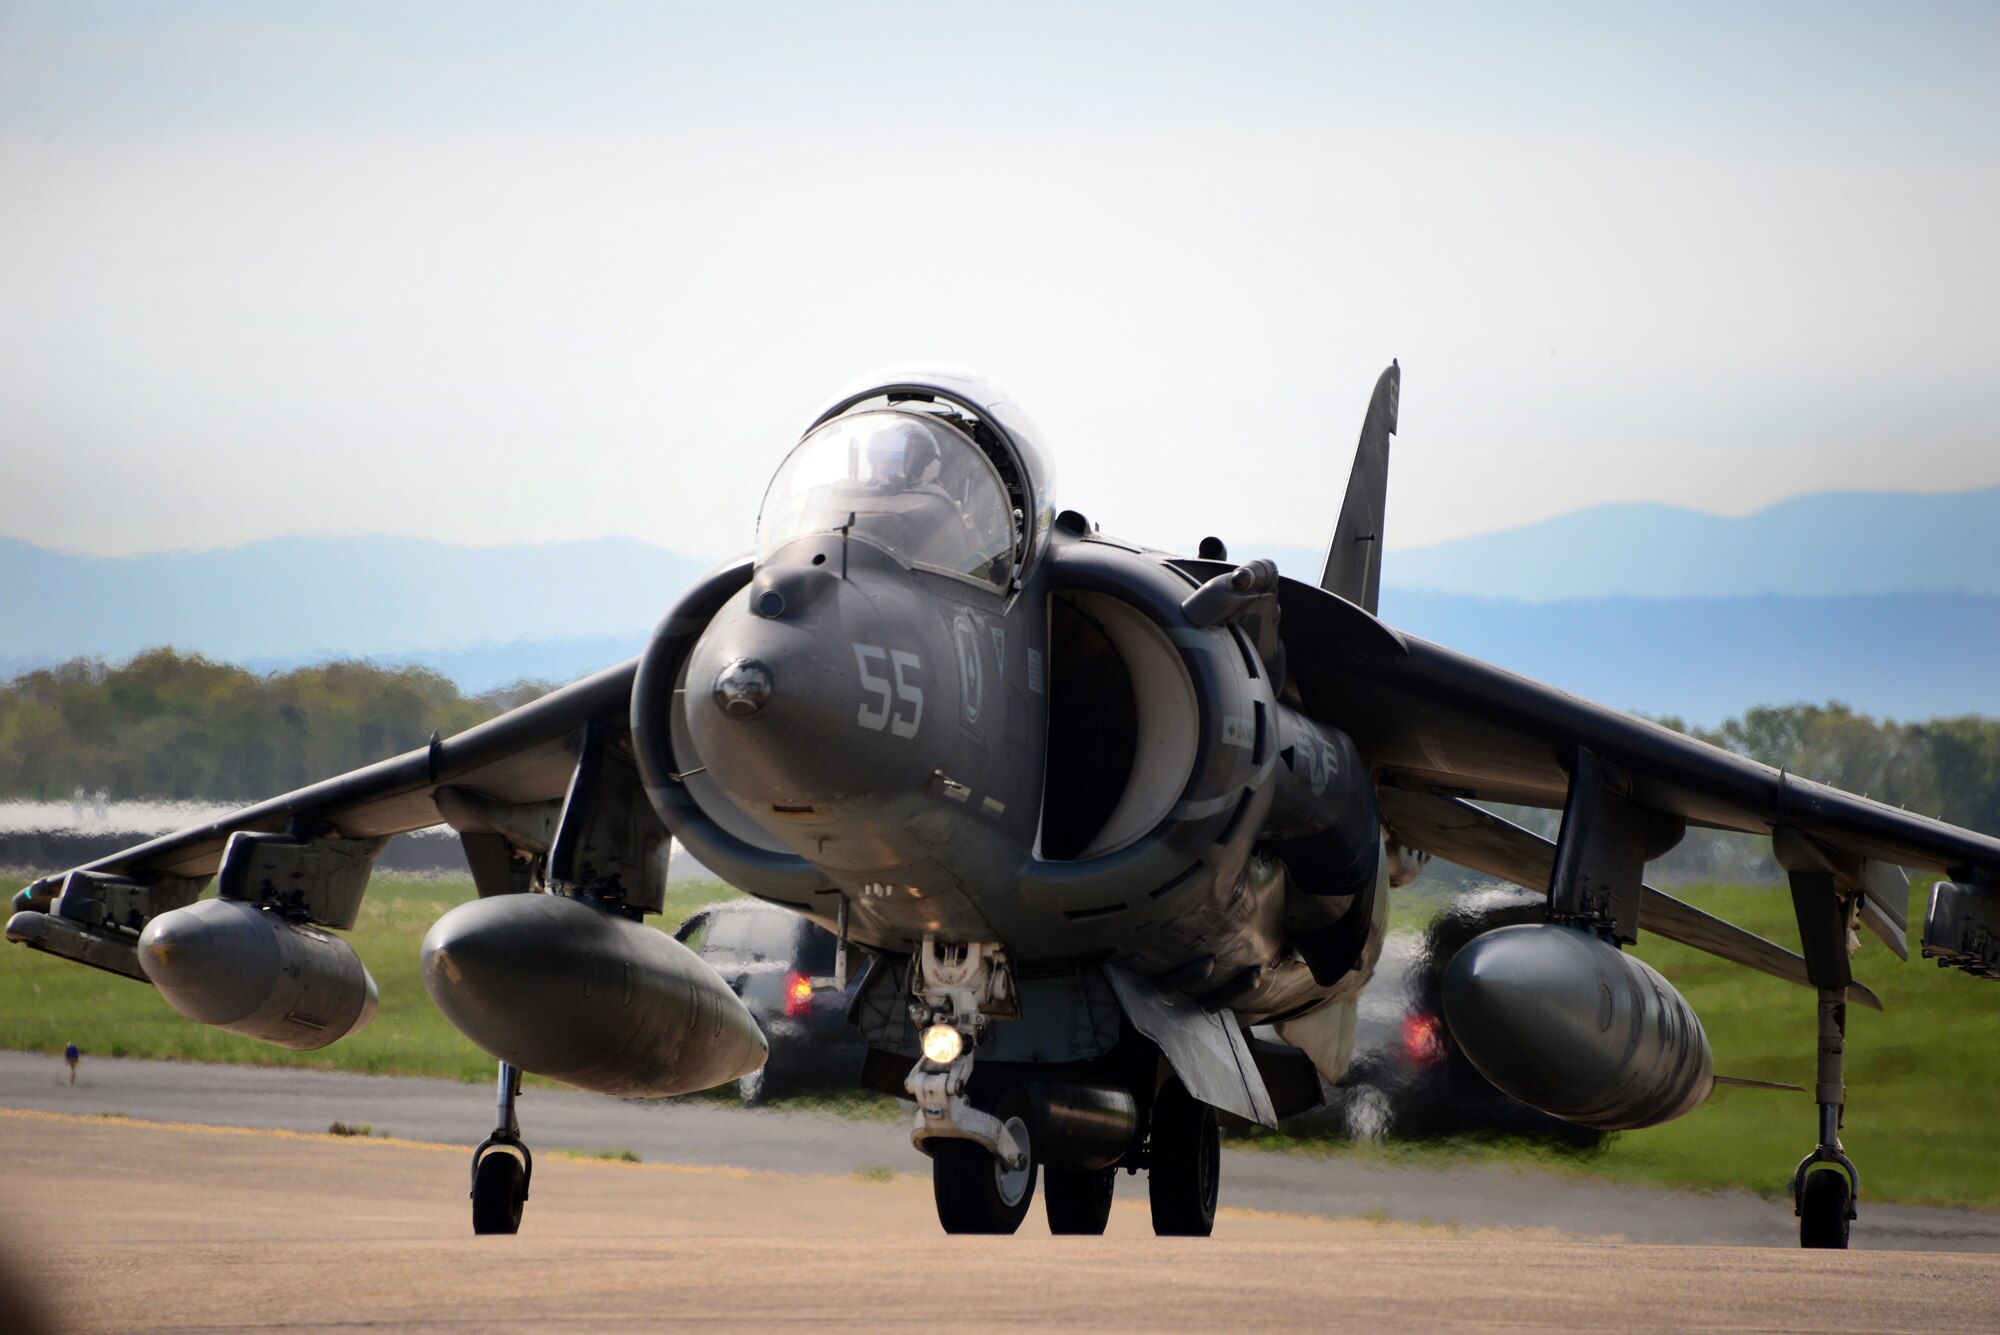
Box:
[3,1110,1996,1335]
[3,1052,1997,1253]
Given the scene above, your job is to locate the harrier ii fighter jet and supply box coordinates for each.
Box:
[12,365,1999,1247]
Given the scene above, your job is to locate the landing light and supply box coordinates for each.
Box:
[921,1024,964,1064]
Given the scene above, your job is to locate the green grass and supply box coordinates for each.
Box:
[1250,883,2000,1210]
[1,871,740,1084]
[1608,882,2000,1209]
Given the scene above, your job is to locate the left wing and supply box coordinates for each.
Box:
[1274,575,2000,870]
[1374,785,1884,1008]
[1261,360,2000,991]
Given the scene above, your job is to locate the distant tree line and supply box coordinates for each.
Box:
[1654,704,2000,842]
[0,650,551,803]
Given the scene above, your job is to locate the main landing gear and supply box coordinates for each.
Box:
[1146,1077,1219,1237]
[1044,1165,1117,1236]
[470,1061,532,1235]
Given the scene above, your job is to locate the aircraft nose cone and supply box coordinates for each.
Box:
[713,657,773,718]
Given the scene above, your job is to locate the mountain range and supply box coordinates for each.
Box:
[4,487,1996,723]
[1373,485,2000,601]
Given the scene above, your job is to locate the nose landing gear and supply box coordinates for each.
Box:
[930,1088,1039,1234]
[904,938,1037,1233]
[902,938,1224,1239]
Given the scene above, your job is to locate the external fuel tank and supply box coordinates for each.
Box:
[421,892,767,1098]
[137,898,379,1050]
[1441,923,1713,1131]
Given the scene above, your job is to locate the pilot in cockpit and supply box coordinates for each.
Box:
[759,408,1016,589]
[859,417,949,496]
[849,415,1011,585]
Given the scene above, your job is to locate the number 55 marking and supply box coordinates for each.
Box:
[853,644,924,738]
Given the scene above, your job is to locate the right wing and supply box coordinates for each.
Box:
[10,657,636,915]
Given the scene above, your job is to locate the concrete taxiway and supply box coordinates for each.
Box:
[3,1052,1997,1252]
[2,1109,1995,1335]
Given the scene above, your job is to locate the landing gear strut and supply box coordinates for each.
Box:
[903,938,1036,1234]
[1792,990,1856,1250]
[1780,837,1868,1252]
[471,1061,532,1235]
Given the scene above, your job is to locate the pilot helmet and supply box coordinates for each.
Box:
[858,416,943,488]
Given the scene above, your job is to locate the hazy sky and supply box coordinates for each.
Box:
[4,3,1996,560]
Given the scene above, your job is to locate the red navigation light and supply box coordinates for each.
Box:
[785,971,813,1018]
[1402,1013,1446,1067]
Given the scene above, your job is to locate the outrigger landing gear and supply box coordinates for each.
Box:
[1792,989,1856,1250]
[471,1061,532,1236]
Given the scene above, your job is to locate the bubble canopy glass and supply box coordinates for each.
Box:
[757,410,1017,588]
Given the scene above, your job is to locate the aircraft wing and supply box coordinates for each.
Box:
[1276,576,2000,882]
[1374,786,1884,1009]
[13,658,637,897]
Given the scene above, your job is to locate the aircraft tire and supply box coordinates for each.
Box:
[932,1094,1037,1235]
[1044,1166,1116,1235]
[1147,1078,1218,1237]
[1799,1169,1851,1250]
[472,1151,526,1236]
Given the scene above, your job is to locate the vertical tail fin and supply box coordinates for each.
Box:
[1318,361,1400,614]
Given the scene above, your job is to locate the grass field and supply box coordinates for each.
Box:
[4,872,1996,1207]
[1610,883,2000,1209]
[1259,883,2000,1210]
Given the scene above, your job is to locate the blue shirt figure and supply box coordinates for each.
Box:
[63,1043,79,1085]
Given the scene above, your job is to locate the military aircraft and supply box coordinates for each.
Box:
[10,364,1998,1247]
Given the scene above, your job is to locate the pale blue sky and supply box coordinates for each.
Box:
[4,3,1996,558]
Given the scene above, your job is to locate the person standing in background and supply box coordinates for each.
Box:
[63,1043,78,1085]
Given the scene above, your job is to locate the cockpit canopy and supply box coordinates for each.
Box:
[756,410,1017,588]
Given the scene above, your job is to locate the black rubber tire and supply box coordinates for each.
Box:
[472,1151,526,1236]
[1045,1166,1117,1235]
[932,1094,1038,1235]
[1148,1079,1219,1237]
[1799,1169,1852,1250]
